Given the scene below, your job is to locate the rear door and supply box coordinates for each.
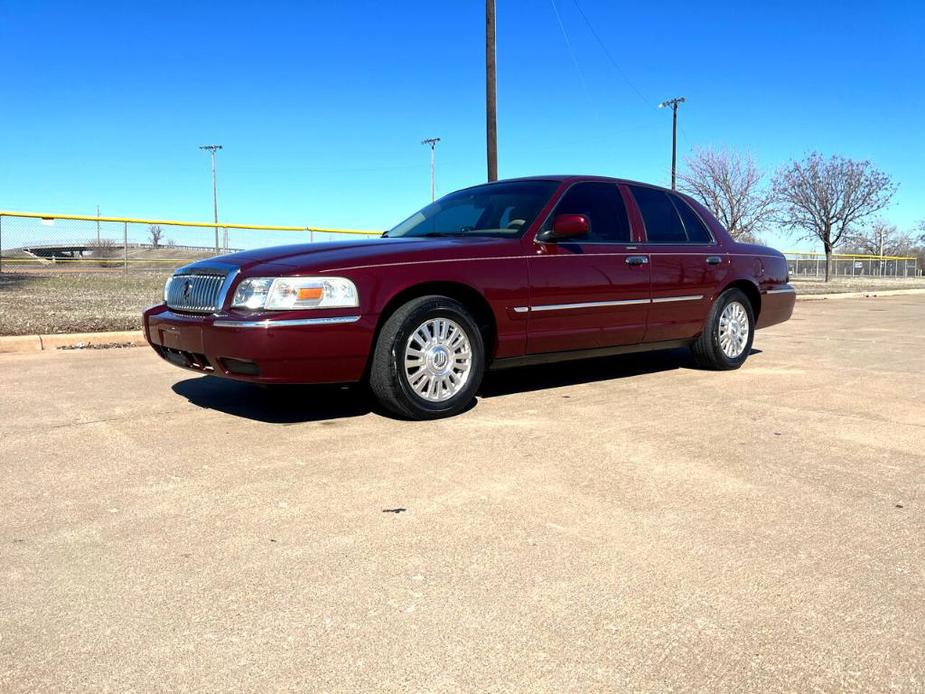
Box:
[626,185,729,342]
[526,181,650,354]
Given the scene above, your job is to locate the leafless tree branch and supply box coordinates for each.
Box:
[678,147,775,243]
[148,225,165,249]
[771,153,896,281]
[843,220,918,257]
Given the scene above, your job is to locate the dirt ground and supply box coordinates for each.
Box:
[791,275,925,294]
[1,295,923,691]
[0,270,167,335]
[0,263,923,335]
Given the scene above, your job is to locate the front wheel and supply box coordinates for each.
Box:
[369,296,486,419]
[691,288,755,370]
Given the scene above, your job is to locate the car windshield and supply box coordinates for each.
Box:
[384,181,559,238]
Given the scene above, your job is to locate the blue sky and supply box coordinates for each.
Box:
[1,0,922,250]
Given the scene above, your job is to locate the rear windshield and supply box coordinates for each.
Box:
[385,181,558,238]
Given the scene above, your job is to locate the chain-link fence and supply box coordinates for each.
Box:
[7,213,916,279]
[0,210,381,336]
[2,211,921,337]
[785,251,919,279]
[0,211,380,274]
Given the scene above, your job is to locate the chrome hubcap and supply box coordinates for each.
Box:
[403,318,472,402]
[718,301,750,359]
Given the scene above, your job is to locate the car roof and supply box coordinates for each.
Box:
[468,175,674,192]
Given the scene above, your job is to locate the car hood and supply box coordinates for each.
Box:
[199,236,518,275]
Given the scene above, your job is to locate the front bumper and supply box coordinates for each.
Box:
[143,304,375,384]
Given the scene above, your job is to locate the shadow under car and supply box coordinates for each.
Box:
[169,345,762,423]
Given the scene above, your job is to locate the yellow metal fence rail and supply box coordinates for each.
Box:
[0,209,381,235]
[784,250,917,261]
[0,210,382,272]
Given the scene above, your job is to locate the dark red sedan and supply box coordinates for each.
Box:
[144,176,795,419]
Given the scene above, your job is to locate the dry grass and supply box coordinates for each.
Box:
[0,270,168,335]
[791,276,925,295]
[2,268,923,337]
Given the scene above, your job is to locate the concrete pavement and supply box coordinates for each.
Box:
[1,296,923,691]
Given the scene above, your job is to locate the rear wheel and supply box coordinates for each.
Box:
[369,296,485,419]
[691,288,755,370]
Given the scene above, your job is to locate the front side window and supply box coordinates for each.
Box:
[542,182,631,243]
[385,181,559,238]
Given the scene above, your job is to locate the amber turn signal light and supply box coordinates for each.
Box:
[297,287,324,301]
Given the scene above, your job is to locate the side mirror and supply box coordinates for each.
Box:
[542,214,589,241]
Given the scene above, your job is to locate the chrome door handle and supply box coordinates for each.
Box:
[706,255,723,265]
[625,255,649,266]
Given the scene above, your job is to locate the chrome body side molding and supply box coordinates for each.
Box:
[650,295,704,304]
[512,295,703,313]
[213,315,362,329]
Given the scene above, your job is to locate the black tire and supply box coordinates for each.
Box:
[369,295,486,420]
[691,288,755,370]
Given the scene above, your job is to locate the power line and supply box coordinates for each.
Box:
[570,0,650,108]
[549,0,595,108]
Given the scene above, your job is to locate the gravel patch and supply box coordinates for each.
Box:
[0,271,166,336]
[791,276,925,295]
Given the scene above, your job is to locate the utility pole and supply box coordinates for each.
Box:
[422,138,441,201]
[486,0,498,181]
[96,205,101,245]
[199,144,223,252]
[658,96,686,189]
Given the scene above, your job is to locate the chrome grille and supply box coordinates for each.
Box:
[166,273,226,313]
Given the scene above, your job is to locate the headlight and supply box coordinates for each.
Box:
[231,277,359,311]
[231,278,274,309]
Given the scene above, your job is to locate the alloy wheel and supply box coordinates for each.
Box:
[718,300,750,359]
[403,317,473,402]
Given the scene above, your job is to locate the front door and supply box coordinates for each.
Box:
[526,181,651,354]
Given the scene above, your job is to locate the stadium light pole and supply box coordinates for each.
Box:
[878,224,885,277]
[486,0,498,181]
[422,137,441,201]
[658,96,686,189]
[199,144,223,252]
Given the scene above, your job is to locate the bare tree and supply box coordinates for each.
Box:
[772,153,896,281]
[910,221,925,274]
[87,238,117,267]
[679,147,774,243]
[844,220,917,257]
[148,224,165,248]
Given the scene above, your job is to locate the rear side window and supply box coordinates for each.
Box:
[547,182,631,243]
[670,195,713,243]
[629,185,687,243]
